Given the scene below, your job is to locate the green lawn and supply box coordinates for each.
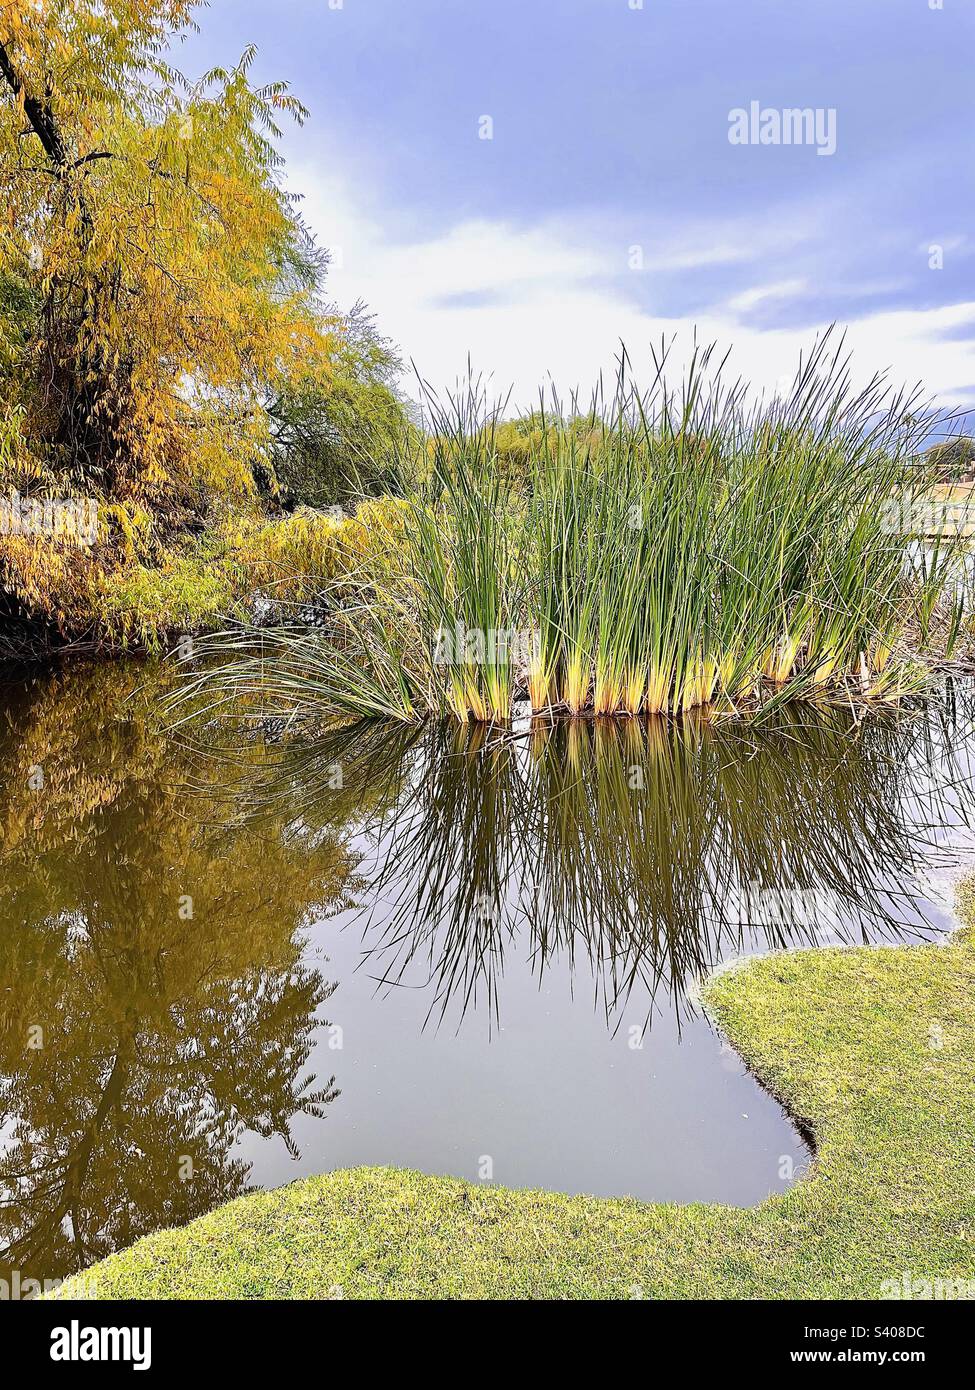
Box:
[60,892,975,1300]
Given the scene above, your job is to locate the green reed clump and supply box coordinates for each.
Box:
[406,377,520,722]
[172,330,960,726]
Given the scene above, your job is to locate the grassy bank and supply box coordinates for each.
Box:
[59,888,975,1300]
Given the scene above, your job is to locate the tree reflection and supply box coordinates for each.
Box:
[0,664,357,1286]
[2,662,975,1285]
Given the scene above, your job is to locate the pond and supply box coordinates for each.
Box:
[2,660,974,1286]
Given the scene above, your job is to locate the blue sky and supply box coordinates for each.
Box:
[175,0,974,408]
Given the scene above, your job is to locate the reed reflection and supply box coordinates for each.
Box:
[2,662,974,1285]
[348,698,975,1032]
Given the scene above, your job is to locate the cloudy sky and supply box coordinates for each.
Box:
[177,0,974,411]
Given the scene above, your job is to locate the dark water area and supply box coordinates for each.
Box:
[2,661,975,1287]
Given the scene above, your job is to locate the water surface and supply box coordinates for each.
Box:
[2,662,974,1286]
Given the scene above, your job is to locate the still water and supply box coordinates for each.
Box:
[2,661,974,1284]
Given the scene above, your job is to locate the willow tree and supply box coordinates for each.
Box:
[0,0,331,514]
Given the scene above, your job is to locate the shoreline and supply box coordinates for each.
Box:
[53,894,975,1301]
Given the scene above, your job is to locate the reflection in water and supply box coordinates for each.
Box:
[0,665,355,1288]
[1,663,974,1285]
[346,704,975,1032]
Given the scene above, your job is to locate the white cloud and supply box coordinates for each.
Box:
[294,166,975,412]
[726,279,808,313]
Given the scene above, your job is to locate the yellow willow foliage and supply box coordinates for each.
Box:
[340,496,411,574]
[58,497,412,650]
[222,498,411,602]
[0,495,156,644]
[0,533,98,622]
[0,0,332,509]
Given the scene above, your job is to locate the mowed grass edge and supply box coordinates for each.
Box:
[57,889,975,1300]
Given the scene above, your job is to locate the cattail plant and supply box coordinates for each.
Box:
[171,330,960,727]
